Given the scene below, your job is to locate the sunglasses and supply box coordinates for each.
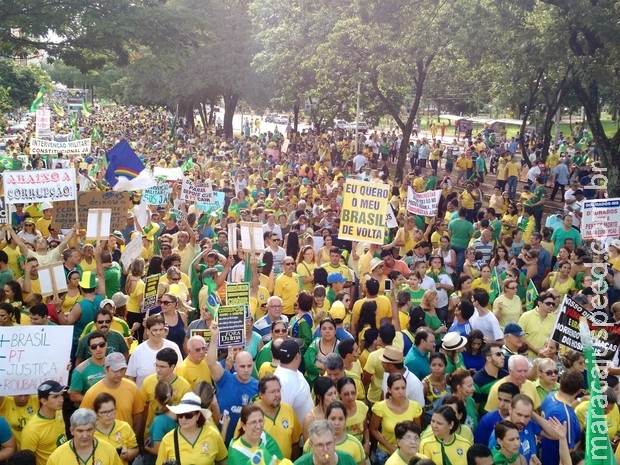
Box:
[543,301,555,306]
[160,300,175,305]
[97,320,111,325]
[507,286,517,290]
[177,412,198,420]
[541,369,559,376]
[90,341,106,350]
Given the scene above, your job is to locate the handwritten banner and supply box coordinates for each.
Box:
[551,295,620,360]
[339,179,389,245]
[181,178,214,202]
[217,305,246,348]
[121,235,143,271]
[54,191,132,230]
[3,169,76,204]
[0,326,73,395]
[196,191,225,213]
[406,188,442,217]
[143,182,171,206]
[226,282,250,307]
[29,138,91,155]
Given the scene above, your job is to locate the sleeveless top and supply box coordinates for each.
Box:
[166,311,186,357]
[423,375,448,412]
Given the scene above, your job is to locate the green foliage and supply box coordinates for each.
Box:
[0,61,49,110]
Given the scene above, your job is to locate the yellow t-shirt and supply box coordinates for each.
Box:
[296,261,317,292]
[575,400,619,440]
[303,434,365,463]
[156,424,227,465]
[35,217,52,238]
[141,374,192,430]
[3,244,23,278]
[0,395,39,448]
[371,400,423,452]
[263,402,302,459]
[81,379,145,424]
[175,357,213,388]
[21,411,68,465]
[48,438,122,465]
[346,401,369,443]
[94,420,138,465]
[126,279,145,314]
[419,433,472,465]
[485,378,541,412]
[273,273,301,316]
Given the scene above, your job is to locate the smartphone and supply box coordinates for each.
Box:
[384,280,392,292]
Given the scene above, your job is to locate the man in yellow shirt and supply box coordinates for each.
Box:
[176,335,213,388]
[21,380,68,465]
[274,256,302,318]
[141,348,191,431]
[35,201,53,238]
[0,394,38,449]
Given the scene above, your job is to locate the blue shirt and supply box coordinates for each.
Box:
[540,393,581,465]
[475,410,503,445]
[404,345,431,380]
[489,419,541,462]
[215,370,259,446]
[533,246,551,282]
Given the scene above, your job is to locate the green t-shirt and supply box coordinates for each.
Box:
[75,329,129,361]
[529,185,547,211]
[104,262,121,298]
[69,359,105,395]
[448,218,474,249]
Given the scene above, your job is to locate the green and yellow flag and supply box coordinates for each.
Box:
[29,86,45,112]
[525,280,538,311]
[82,100,92,117]
[580,317,614,464]
[51,100,65,116]
[0,156,13,170]
[489,267,500,301]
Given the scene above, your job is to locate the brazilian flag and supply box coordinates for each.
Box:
[29,86,45,112]
[0,156,13,170]
[525,280,538,311]
[489,267,500,301]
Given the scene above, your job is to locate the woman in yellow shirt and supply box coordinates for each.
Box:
[541,260,575,298]
[125,258,146,341]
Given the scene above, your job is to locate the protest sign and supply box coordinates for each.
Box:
[226,282,250,307]
[54,191,132,230]
[239,222,265,253]
[51,159,71,169]
[181,178,214,202]
[0,197,7,225]
[216,305,246,348]
[339,179,389,245]
[29,138,91,155]
[196,192,225,213]
[143,182,171,205]
[121,235,144,271]
[266,148,280,160]
[0,326,73,395]
[142,274,161,314]
[228,223,238,255]
[153,167,184,181]
[551,295,620,360]
[406,188,442,217]
[3,169,76,204]
[86,209,112,241]
[581,198,620,240]
[190,328,212,344]
[386,205,398,228]
[38,262,68,298]
[35,109,51,138]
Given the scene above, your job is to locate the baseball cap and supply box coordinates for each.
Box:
[504,323,527,336]
[329,301,346,321]
[38,380,67,399]
[105,352,128,371]
[327,272,347,284]
[100,299,116,309]
[278,338,304,364]
[609,239,620,251]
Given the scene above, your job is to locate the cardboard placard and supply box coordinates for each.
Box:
[581,197,620,240]
[86,208,112,241]
[196,192,225,213]
[190,328,212,344]
[339,179,389,245]
[153,167,184,181]
[181,178,214,202]
[406,188,442,217]
[239,222,265,253]
[228,223,238,255]
[3,169,77,205]
[142,274,161,314]
[143,182,171,206]
[54,191,132,230]
[0,326,73,395]
[121,235,144,271]
[216,305,246,348]
[226,282,250,307]
[37,262,68,297]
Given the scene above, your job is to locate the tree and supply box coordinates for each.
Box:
[0,61,49,109]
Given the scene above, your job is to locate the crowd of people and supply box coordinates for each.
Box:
[0,107,618,465]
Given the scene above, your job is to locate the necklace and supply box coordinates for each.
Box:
[72,438,95,465]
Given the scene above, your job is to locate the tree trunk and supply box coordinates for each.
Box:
[518,69,544,169]
[293,101,300,134]
[184,103,194,131]
[197,102,207,132]
[223,91,239,139]
[572,79,620,198]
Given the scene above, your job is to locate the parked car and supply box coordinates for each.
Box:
[264,113,277,122]
[345,121,369,132]
[334,119,348,129]
[274,114,290,124]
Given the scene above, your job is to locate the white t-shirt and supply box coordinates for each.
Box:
[381,369,425,407]
[469,309,504,342]
[126,339,183,388]
[274,365,313,424]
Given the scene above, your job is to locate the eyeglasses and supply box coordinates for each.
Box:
[543,301,555,306]
[170,276,181,282]
[97,319,112,325]
[311,440,334,450]
[507,286,517,290]
[273,329,287,334]
[194,346,207,352]
[541,369,559,376]
[177,412,198,420]
[160,300,175,305]
[90,341,106,350]
[98,408,116,416]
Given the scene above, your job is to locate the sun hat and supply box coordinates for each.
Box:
[380,345,404,364]
[167,392,212,420]
[441,332,468,351]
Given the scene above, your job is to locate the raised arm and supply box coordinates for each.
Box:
[5,225,29,257]
[206,322,224,382]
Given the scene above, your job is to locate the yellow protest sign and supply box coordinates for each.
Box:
[339,179,389,245]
